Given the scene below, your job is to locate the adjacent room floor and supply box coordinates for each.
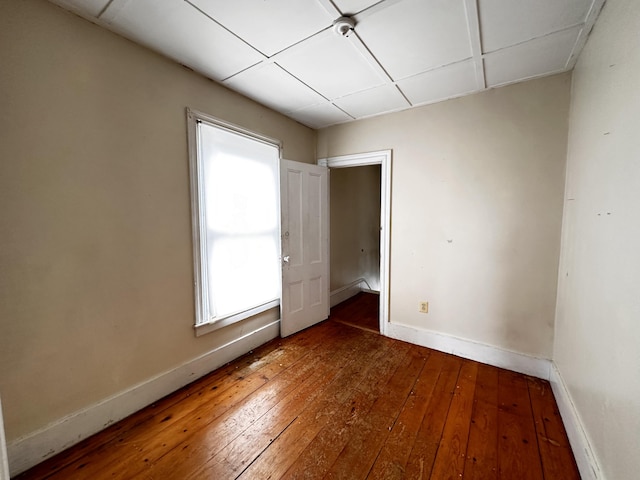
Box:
[17,296,579,479]
[330,291,380,333]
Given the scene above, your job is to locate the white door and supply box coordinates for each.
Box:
[280,160,329,337]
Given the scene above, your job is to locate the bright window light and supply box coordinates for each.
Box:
[188,110,281,332]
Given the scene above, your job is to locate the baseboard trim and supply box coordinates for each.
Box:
[7,320,280,477]
[385,322,552,380]
[549,364,603,480]
[330,284,362,307]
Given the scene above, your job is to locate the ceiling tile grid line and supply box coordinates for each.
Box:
[565,0,606,69]
[564,27,586,70]
[189,0,335,57]
[393,84,413,109]
[48,0,110,18]
[98,0,131,23]
[480,22,591,56]
[191,0,401,88]
[274,28,388,100]
[478,0,596,53]
[220,25,334,83]
[354,0,475,81]
[46,0,605,128]
[220,61,265,84]
[182,0,268,60]
[351,0,407,22]
[389,57,475,85]
[217,0,405,92]
[271,62,333,105]
[484,26,582,87]
[347,33,395,83]
[314,0,342,18]
[463,0,487,90]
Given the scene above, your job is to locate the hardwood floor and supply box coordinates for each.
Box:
[330,292,379,332]
[18,299,579,479]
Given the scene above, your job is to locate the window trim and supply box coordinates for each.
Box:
[186,108,282,336]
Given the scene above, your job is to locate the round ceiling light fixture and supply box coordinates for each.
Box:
[333,16,356,37]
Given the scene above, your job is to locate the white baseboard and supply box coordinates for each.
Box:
[329,278,380,308]
[7,320,280,477]
[385,322,552,380]
[361,288,379,295]
[330,284,362,307]
[549,364,603,480]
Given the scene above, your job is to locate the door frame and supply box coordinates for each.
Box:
[318,150,391,336]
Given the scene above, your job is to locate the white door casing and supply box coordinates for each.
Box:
[318,150,391,336]
[280,160,330,337]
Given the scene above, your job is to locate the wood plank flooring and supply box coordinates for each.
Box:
[330,292,379,332]
[17,296,579,479]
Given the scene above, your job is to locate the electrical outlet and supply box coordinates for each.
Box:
[419,301,429,313]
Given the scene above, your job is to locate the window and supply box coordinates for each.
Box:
[187,109,281,336]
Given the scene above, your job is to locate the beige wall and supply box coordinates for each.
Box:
[330,166,381,292]
[318,74,571,358]
[0,0,315,443]
[554,0,640,478]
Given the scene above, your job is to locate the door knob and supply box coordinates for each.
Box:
[283,255,290,264]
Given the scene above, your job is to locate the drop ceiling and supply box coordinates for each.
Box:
[49,0,605,129]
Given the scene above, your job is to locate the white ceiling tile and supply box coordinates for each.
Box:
[332,0,380,16]
[276,29,386,99]
[188,0,333,57]
[355,0,472,80]
[224,63,326,113]
[484,27,581,87]
[49,0,110,17]
[396,60,478,105]
[479,0,593,53]
[287,103,353,129]
[48,0,605,128]
[103,0,264,81]
[333,84,409,118]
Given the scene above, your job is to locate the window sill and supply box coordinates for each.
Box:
[194,299,280,337]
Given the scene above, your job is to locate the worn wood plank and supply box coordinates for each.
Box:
[156,326,382,479]
[429,360,478,479]
[366,351,449,480]
[464,363,499,479]
[321,345,430,479]
[102,324,361,480]
[497,370,544,480]
[282,342,402,479]
[404,353,463,479]
[236,335,411,480]
[528,377,580,480]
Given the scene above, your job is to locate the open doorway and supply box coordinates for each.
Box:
[319,151,392,335]
[329,165,381,332]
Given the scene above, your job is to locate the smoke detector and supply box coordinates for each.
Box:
[333,16,356,37]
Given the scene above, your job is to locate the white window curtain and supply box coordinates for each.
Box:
[197,121,280,323]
